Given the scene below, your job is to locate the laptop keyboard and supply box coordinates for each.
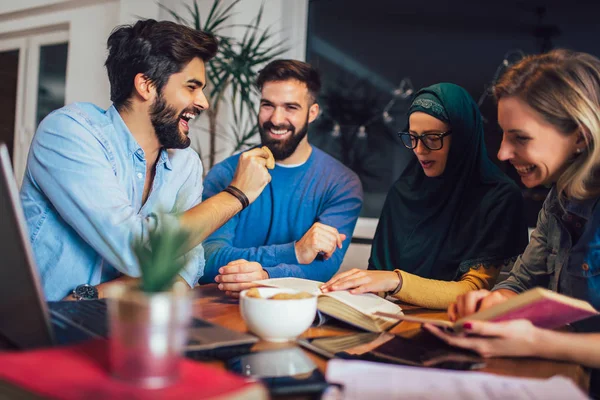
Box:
[185,343,255,361]
[51,314,96,345]
[47,301,256,361]
[48,299,109,338]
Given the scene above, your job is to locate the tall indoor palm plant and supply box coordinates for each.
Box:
[161,0,286,167]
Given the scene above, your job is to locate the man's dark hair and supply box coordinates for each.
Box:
[256,59,321,102]
[105,19,218,111]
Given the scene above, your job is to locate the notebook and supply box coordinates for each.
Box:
[375,287,599,331]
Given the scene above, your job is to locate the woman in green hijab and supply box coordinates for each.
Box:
[321,83,529,309]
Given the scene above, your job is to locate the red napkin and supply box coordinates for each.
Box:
[0,340,265,399]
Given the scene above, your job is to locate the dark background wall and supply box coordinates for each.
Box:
[306,0,600,224]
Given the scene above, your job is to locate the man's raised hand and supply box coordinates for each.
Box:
[294,222,346,264]
[229,147,272,204]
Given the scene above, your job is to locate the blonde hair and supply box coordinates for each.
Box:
[493,49,600,201]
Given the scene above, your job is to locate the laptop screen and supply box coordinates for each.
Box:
[0,143,54,349]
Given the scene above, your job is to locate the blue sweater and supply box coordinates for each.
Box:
[200,147,363,283]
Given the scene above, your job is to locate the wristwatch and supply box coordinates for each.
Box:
[72,284,99,300]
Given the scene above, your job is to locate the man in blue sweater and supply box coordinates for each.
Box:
[201,59,363,296]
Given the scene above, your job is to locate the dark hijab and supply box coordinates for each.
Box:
[368,83,528,281]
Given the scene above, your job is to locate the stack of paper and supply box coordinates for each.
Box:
[326,359,588,400]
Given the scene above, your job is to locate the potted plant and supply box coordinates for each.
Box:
[106,224,192,388]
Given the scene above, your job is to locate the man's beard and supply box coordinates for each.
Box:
[149,92,192,149]
[259,117,309,161]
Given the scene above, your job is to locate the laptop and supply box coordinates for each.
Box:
[0,143,257,357]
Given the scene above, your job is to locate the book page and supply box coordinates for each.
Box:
[324,290,402,319]
[326,359,588,400]
[373,312,455,329]
[253,278,323,296]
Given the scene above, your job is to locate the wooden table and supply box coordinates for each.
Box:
[194,285,590,392]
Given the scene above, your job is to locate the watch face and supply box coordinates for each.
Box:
[74,284,99,300]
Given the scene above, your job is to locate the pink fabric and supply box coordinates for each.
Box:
[0,339,260,399]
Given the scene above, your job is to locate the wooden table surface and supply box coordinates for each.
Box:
[194,285,590,391]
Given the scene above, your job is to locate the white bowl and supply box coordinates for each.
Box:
[240,288,318,342]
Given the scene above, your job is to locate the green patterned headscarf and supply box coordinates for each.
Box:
[368,83,528,280]
[409,93,449,123]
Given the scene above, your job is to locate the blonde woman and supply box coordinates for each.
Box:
[426,49,600,398]
[446,49,600,322]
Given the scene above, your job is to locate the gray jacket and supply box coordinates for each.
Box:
[494,186,600,329]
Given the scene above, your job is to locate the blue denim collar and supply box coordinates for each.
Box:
[107,105,172,171]
[547,185,599,221]
[158,149,172,170]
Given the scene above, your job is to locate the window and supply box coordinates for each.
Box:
[306,0,600,226]
[0,30,68,185]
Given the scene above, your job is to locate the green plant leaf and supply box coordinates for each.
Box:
[133,222,190,293]
[204,0,240,34]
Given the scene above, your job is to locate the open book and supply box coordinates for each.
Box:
[374,287,599,331]
[253,278,403,332]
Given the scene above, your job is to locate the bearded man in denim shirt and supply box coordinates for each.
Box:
[20,20,272,301]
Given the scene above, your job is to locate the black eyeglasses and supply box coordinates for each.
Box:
[398,130,452,151]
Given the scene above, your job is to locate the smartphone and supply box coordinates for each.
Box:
[298,332,485,371]
[226,347,329,396]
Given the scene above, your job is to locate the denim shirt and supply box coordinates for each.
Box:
[20,103,205,301]
[495,186,600,318]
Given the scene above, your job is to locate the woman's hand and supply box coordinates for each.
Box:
[320,268,400,294]
[448,289,512,321]
[424,320,542,358]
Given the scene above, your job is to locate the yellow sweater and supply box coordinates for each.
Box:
[392,265,500,310]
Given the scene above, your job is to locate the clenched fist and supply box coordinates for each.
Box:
[230,147,272,204]
[294,222,347,264]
